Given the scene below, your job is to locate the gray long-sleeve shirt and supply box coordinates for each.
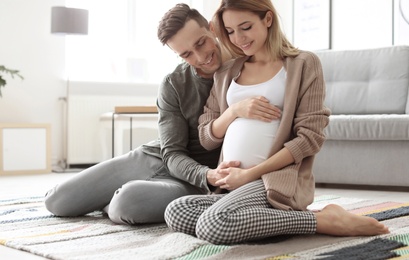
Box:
[141,62,221,193]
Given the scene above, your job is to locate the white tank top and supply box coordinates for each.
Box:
[223,67,286,169]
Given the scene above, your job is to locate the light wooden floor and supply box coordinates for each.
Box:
[1,172,408,259]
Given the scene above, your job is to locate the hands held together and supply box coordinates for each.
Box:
[207,160,255,191]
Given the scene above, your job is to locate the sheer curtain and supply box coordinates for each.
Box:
[65,0,204,83]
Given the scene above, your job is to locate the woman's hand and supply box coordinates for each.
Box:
[215,167,254,190]
[211,96,281,139]
[230,96,281,122]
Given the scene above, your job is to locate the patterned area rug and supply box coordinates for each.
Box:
[1,195,409,260]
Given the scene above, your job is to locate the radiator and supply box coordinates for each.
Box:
[66,82,158,166]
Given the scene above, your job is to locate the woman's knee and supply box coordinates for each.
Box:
[164,197,187,230]
[164,200,176,230]
[196,212,218,244]
[165,196,199,235]
[196,210,235,245]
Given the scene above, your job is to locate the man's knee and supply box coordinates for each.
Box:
[44,187,79,217]
[107,181,166,225]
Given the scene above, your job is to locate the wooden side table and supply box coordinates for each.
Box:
[112,106,158,157]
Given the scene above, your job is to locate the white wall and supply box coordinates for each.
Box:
[274,0,294,42]
[287,0,408,50]
[0,0,65,167]
[332,0,393,50]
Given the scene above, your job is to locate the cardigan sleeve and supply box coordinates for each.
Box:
[284,52,331,163]
[198,82,225,151]
[197,59,239,151]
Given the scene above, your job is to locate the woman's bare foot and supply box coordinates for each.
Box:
[315,204,389,236]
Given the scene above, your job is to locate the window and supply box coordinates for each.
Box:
[66,0,205,83]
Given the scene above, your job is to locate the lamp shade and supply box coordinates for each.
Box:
[51,6,88,35]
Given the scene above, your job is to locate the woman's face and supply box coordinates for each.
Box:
[222,9,272,57]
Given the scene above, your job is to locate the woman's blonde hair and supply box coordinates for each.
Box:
[213,0,299,59]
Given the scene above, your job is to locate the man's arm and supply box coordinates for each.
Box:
[156,75,215,192]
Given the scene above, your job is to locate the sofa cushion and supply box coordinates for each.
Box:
[325,114,409,140]
[316,46,409,115]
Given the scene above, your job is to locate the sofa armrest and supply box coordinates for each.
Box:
[325,114,409,140]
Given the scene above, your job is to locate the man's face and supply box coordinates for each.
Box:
[167,19,222,79]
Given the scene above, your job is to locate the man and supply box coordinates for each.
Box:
[45,3,236,225]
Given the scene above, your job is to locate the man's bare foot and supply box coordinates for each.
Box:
[315,204,390,236]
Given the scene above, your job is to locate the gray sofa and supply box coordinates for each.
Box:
[312,45,409,187]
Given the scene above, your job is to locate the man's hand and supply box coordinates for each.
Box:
[206,161,240,187]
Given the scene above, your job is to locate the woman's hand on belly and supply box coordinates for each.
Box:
[210,96,280,140]
[230,96,281,123]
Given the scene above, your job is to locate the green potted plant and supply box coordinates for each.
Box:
[0,65,24,97]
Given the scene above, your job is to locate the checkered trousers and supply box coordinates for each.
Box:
[164,179,316,245]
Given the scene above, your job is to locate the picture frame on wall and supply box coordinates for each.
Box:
[0,123,51,175]
[394,0,409,45]
[293,0,331,51]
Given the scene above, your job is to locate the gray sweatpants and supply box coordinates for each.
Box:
[45,147,204,225]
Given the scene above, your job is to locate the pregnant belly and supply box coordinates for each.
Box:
[222,118,280,169]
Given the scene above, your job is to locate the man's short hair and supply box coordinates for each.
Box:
[157,3,209,45]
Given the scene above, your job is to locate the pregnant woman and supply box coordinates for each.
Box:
[164,0,389,245]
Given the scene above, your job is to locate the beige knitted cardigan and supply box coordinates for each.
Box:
[198,51,331,211]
